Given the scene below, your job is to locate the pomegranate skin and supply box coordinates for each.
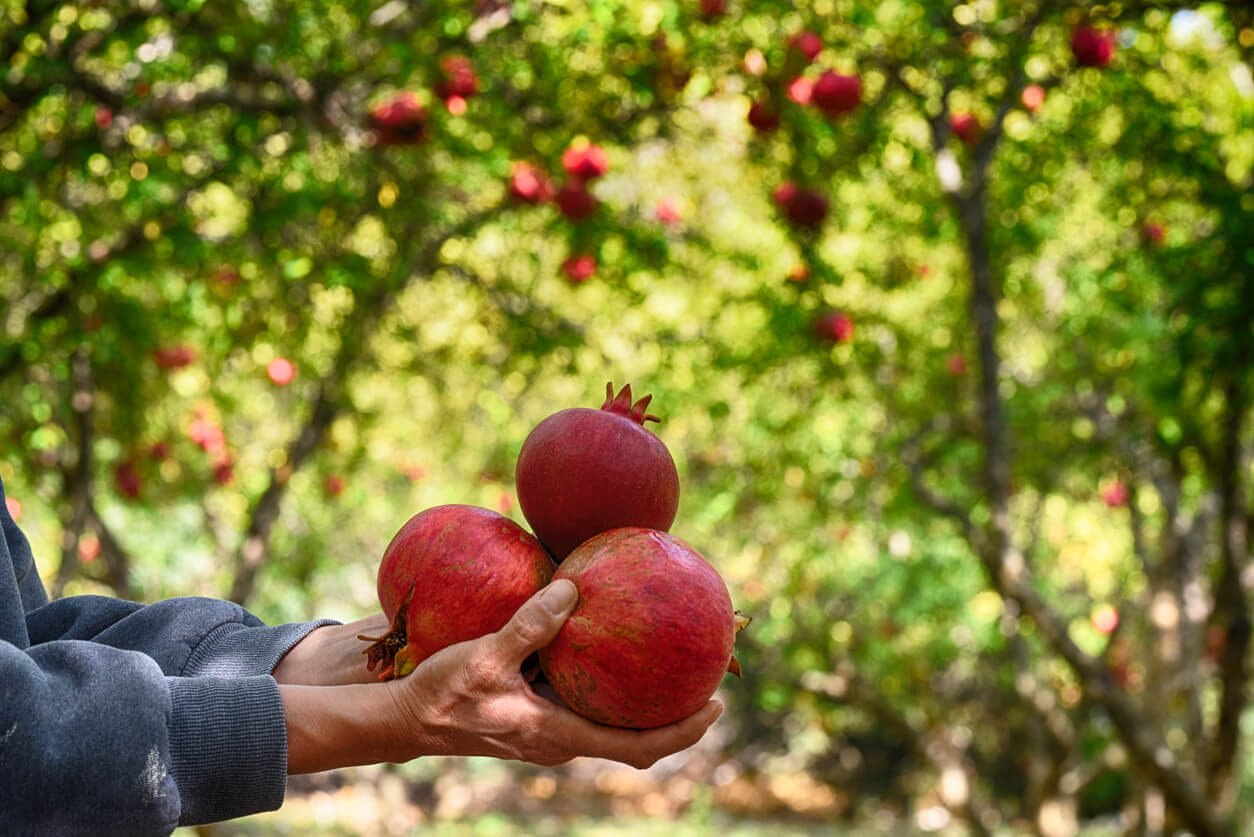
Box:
[515,383,680,560]
[372,504,555,677]
[538,528,736,729]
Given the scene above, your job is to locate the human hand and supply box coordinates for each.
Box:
[384,579,724,768]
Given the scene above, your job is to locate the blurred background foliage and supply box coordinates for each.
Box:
[2,0,1253,834]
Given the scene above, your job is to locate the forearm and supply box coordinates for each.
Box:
[273,613,388,686]
[279,681,420,774]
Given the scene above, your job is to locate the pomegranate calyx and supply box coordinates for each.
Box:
[727,655,742,679]
[734,611,752,633]
[601,382,661,424]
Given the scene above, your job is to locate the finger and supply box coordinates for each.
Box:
[489,579,579,667]
[550,700,724,769]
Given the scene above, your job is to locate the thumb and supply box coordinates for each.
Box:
[491,579,579,666]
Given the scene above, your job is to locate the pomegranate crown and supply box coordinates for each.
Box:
[600,382,660,424]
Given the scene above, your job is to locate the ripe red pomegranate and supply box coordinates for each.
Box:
[950,112,982,145]
[774,182,828,228]
[811,70,860,117]
[1071,25,1116,68]
[436,55,478,101]
[555,180,598,220]
[361,505,556,680]
[154,345,196,369]
[510,161,556,203]
[1021,84,1046,113]
[561,143,610,180]
[539,527,739,729]
[786,76,814,105]
[747,100,780,134]
[562,254,597,283]
[789,31,822,63]
[515,383,679,560]
[114,460,142,499]
[813,310,854,343]
[369,92,429,145]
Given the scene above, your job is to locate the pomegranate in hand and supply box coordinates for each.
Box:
[360,505,555,680]
[539,527,742,729]
[515,383,680,560]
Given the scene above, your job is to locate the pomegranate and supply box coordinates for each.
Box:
[811,71,860,117]
[515,383,680,560]
[1071,25,1116,69]
[555,180,598,220]
[561,143,610,180]
[789,31,823,63]
[360,505,555,680]
[747,100,781,134]
[510,161,556,204]
[538,527,740,729]
[369,92,429,146]
[774,182,828,228]
[950,112,982,145]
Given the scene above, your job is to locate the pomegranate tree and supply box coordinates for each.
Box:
[538,527,742,729]
[360,504,555,680]
[515,383,680,559]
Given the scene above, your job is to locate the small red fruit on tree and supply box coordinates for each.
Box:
[813,310,854,343]
[747,100,781,134]
[509,161,556,203]
[78,534,102,562]
[369,92,430,146]
[811,71,861,117]
[786,76,814,105]
[555,180,598,220]
[436,55,479,103]
[1142,222,1166,245]
[1021,84,1046,113]
[114,460,142,499]
[698,0,727,18]
[95,107,113,129]
[773,182,829,228]
[561,143,610,180]
[950,112,982,145]
[655,196,683,226]
[360,505,556,679]
[539,527,740,729]
[267,357,296,386]
[1071,25,1116,68]
[212,459,235,486]
[789,31,823,63]
[515,383,680,560]
[154,345,197,369]
[787,263,810,283]
[947,354,967,376]
[148,441,171,460]
[324,475,345,497]
[562,254,597,283]
[1091,604,1120,635]
[1101,479,1129,508]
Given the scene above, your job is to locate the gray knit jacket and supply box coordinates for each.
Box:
[0,477,337,834]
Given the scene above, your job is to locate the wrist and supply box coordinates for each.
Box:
[280,681,416,774]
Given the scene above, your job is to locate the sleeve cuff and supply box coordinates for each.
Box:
[167,674,290,826]
[183,618,339,678]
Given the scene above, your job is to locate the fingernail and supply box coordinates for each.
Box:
[709,701,724,722]
[541,579,578,613]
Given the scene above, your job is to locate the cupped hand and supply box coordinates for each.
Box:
[384,579,724,769]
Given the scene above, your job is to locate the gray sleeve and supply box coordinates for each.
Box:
[1,639,289,834]
[25,595,339,678]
